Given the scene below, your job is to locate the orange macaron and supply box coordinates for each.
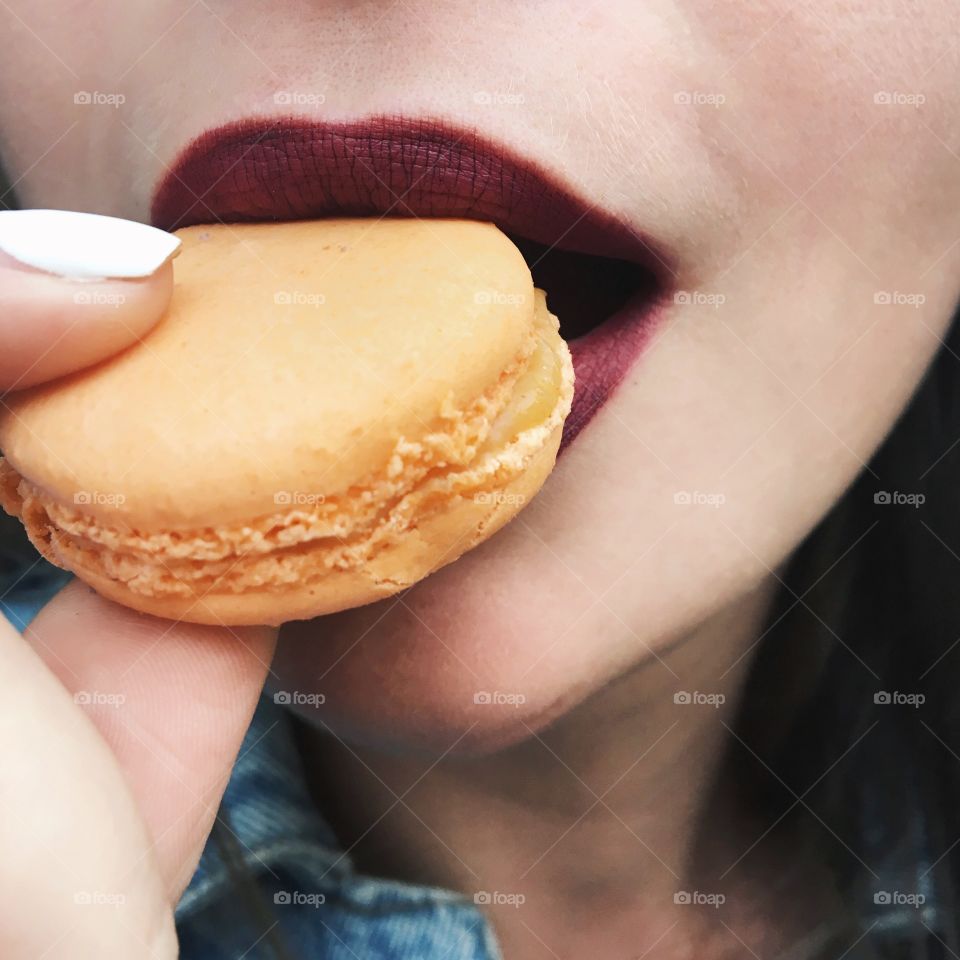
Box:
[0,218,573,625]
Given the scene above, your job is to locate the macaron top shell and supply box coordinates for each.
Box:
[0,219,535,528]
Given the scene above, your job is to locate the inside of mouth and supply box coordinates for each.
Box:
[509,237,659,341]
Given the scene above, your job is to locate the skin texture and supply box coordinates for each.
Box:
[0,2,959,957]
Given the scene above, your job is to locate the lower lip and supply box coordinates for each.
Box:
[562,292,666,450]
[151,117,670,447]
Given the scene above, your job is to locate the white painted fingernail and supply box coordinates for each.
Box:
[0,209,180,280]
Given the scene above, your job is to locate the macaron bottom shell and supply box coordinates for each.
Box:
[13,421,563,626]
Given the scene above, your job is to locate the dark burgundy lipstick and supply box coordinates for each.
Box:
[151,117,672,447]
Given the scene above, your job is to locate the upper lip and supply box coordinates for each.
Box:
[150,115,669,280]
[151,115,673,450]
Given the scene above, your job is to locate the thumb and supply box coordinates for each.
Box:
[26,580,277,901]
[0,589,179,959]
[0,209,179,391]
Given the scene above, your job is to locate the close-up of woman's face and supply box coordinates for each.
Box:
[2,1,958,753]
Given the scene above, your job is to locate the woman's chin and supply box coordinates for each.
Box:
[271,577,609,756]
[274,686,563,757]
[271,633,577,757]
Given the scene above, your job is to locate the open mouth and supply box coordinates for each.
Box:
[150,117,672,448]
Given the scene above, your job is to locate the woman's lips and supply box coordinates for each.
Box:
[150,116,672,448]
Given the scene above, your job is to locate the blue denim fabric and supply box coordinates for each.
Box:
[0,551,71,631]
[175,694,501,960]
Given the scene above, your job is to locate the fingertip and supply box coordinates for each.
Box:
[0,258,174,391]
